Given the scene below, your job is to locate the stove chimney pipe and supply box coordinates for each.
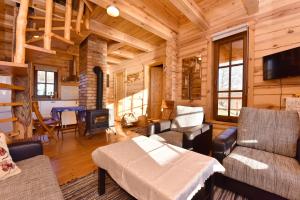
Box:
[93,66,103,110]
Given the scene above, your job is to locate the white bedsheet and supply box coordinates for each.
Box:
[92,136,225,200]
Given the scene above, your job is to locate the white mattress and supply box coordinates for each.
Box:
[92,136,225,200]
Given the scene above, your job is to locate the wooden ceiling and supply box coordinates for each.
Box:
[1,0,259,65]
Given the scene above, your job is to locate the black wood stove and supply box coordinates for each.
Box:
[85,66,109,135]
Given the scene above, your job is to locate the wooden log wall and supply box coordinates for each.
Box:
[176,0,300,135]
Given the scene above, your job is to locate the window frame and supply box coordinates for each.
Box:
[34,68,58,100]
[213,32,248,123]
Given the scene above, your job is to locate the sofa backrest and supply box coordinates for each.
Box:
[237,107,300,157]
[171,106,204,129]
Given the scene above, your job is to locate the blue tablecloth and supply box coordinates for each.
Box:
[51,106,86,121]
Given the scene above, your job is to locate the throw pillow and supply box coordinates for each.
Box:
[171,106,204,128]
[0,133,21,181]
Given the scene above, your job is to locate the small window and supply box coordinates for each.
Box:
[213,32,247,122]
[35,69,58,98]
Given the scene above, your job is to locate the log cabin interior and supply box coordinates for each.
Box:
[0,0,300,199]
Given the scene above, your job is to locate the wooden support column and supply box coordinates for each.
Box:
[64,0,72,40]
[76,0,84,34]
[84,8,90,30]
[14,0,29,63]
[44,0,53,50]
[164,33,178,100]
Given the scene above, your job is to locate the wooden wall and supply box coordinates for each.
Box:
[173,0,300,136]
[176,0,300,121]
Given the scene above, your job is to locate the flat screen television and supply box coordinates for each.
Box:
[263,46,300,80]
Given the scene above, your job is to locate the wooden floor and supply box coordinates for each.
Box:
[44,125,139,185]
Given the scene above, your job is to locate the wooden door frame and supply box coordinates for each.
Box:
[213,32,248,123]
[148,64,163,119]
[114,70,126,121]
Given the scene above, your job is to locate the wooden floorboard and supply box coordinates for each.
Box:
[43,125,139,185]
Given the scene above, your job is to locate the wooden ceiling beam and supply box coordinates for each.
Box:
[107,56,123,64]
[83,0,95,12]
[108,42,126,53]
[88,0,174,40]
[241,0,259,15]
[76,0,84,34]
[110,49,135,59]
[168,0,209,30]
[89,20,155,52]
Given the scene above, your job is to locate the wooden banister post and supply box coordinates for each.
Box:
[44,0,53,50]
[14,0,29,63]
[76,0,84,34]
[64,0,72,40]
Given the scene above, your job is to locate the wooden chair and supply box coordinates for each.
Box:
[32,101,58,142]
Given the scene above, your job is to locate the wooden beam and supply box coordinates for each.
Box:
[44,0,53,50]
[26,35,43,44]
[76,0,84,34]
[168,0,208,30]
[89,0,174,40]
[51,32,74,45]
[0,61,28,76]
[0,102,24,106]
[83,0,94,12]
[25,44,56,54]
[0,117,18,123]
[108,42,126,53]
[110,49,135,59]
[89,20,155,52]
[107,57,123,64]
[29,16,64,21]
[84,8,90,30]
[0,83,25,91]
[39,26,73,31]
[64,0,72,40]
[241,0,259,15]
[14,0,29,63]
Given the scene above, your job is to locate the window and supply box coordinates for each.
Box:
[35,68,58,98]
[213,32,247,122]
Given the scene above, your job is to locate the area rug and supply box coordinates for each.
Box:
[61,171,247,200]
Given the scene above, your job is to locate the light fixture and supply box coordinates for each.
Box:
[106,5,119,17]
[33,35,40,38]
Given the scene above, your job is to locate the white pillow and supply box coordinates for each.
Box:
[171,106,204,128]
[0,133,21,181]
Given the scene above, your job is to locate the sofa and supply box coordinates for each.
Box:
[0,140,64,200]
[213,107,300,200]
[148,106,212,155]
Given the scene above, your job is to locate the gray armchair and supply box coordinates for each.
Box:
[213,107,300,200]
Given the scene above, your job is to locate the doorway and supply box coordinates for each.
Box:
[149,65,163,119]
[114,71,125,121]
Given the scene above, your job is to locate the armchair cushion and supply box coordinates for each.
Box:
[223,146,300,200]
[237,107,300,157]
[171,124,210,140]
[149,131,183,147]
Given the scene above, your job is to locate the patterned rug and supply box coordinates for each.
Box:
[61,171,247,200]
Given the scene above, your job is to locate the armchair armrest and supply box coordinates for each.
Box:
[297,138,300,163]
[8,141,43,162]
[212,127,237,163]
[147,120,171,136]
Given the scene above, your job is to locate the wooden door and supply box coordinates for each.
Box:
[115,71,125,121]
[149,65,163,119]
